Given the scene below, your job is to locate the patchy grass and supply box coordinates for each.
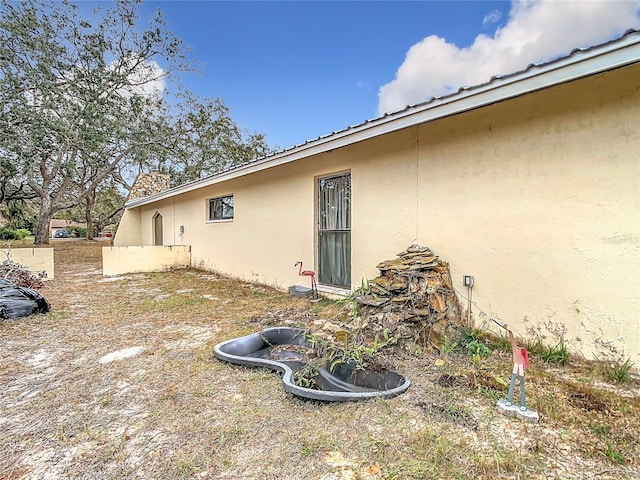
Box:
[0,240,639,479]
[600,357,636,384]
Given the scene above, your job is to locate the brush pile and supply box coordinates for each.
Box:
[350,245,463,351]
[0,259,49,319]
[0,258,47,289]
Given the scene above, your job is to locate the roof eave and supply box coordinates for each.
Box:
[126,31,640,209]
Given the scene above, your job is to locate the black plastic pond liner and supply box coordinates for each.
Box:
[213,327,411,402]
[0,278,50,320]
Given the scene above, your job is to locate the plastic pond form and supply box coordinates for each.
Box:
[213,327,411,402]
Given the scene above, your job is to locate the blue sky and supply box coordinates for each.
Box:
[135,1,639,151]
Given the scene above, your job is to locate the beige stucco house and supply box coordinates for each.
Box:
[113,31,640,365]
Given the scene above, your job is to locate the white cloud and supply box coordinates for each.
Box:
[378,0,640,115]
[111,55,166,100]
[483,9,502,27]
[127,59,166,99]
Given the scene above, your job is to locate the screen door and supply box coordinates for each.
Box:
[317,173,351,287]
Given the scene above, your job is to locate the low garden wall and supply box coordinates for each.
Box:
[102,245,191,276]
[0,248,54,280]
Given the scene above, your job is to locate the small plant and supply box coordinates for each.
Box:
[405,340,423,356]
[524,335,545,355]
[455,325,486,348]
[477,384,501,401]
[540,339,569,365]
[603,443,625,465]
[337,278,385,322]
[177,456,199,476]
[369,328,396,353]
[308,326,395,376]
[327,342,366,373]
[525,335,569,365]
[600,357,635,384]
[441,335,457,355]
[337,293,360,322]
[353,277,371,296]
[589,423,608,437]
[293,363,320,389]
[442,403,468,419]
[466,339,491,358]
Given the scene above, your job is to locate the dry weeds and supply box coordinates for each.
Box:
[1,240,638,479]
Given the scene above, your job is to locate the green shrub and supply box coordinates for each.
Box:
[455,326,485,348]
[466,339,492,358]
[542,340,569,364]
[491,333,512,353]
[0,227,19,240]
[66,226,87,238]
[15,228,31,240]
[604,443,626,465]
[455,326,493,355]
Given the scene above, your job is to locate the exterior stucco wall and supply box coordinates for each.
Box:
[113,207,142,246]
[130,131,422,292]
[349,129,420,285]
[413,64,640,362]
[134,154,353,288]
[118,63,639,364]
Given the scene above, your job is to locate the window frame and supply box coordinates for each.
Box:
[207,194,234,222]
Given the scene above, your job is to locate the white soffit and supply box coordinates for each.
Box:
[127,31,640,209]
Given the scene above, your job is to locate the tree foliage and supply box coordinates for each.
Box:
[150,91,272,186]
[0,0,190,243]
[0,0,271,244]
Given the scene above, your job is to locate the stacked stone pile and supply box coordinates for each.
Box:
[128,173,171,201]
[352,245,462,349]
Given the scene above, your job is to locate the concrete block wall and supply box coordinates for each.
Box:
[102,245,191,276]
[0,248,55,280]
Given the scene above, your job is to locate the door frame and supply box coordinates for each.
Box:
[152,211,163,246]
[316,171,351,289]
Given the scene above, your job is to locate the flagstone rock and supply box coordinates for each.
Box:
[351,244,463,352]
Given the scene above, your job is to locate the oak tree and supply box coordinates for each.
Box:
[0,0,188,244]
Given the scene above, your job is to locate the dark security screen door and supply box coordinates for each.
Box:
[318,173,351,288]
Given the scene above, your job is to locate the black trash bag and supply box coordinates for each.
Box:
[0,278,50,319]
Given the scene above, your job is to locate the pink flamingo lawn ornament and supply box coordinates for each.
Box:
[294,261,318,299]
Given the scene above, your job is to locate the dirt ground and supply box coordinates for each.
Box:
[1,240,638,480]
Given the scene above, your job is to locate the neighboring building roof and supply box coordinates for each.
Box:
[50,219,84,229]
[127,29,640,209]
[50,219,69,229]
